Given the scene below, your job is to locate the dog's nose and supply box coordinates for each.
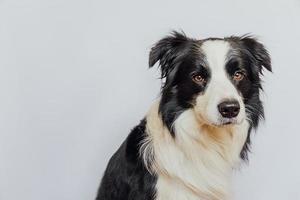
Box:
[218,100,240,118]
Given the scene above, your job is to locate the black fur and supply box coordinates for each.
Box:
[96,31,271,199]
[226,36,272,159]
[96,119,156,200]
[149,31,210,135]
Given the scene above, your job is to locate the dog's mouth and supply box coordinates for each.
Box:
[220,118,238,125]
[193,109,244,128]
[217,116,246,127]
[204,117,242,127]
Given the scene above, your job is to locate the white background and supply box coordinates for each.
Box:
[0,0,300,199]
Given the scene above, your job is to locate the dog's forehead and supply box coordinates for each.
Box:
[200,40,231,72]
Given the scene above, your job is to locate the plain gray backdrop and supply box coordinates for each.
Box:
[0,0,300,199]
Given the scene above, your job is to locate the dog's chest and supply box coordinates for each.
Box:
[152,122,249,200]
[145,104,249,200]
[155,177,205,200]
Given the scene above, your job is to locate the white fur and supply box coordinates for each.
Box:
[195,40,246,126]
[144,102,249,200]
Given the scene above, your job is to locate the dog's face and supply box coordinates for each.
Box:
[149,32,271,134]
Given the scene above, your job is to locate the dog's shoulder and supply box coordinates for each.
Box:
[96,119,156,200]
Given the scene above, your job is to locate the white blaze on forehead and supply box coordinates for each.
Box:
[201,40,230,73]
[200,39,234,99]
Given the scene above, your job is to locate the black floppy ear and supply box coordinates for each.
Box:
[149,31,191,79]
[241,36,272,73]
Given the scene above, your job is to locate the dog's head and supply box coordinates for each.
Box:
[149,31,271,135]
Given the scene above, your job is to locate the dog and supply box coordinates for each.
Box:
[96,31,271,200]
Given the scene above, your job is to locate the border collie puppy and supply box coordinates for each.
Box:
[96,31,271,200]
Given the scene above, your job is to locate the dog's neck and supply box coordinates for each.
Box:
[143,101,249,200]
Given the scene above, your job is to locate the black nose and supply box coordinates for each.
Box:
[218,100,240,118]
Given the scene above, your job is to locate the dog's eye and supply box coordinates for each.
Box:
[233,71,245,81]
[192,74,206,84]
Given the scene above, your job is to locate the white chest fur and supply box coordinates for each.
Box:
[143,103,249,200]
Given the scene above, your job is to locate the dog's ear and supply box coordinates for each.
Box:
[149,31,191,79]
[241,36,272,73]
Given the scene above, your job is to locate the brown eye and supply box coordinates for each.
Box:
[233,71,245,81]
[192,74,206,84]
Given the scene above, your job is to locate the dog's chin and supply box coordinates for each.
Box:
[194,111,244,128]
[201,117,244,128]
[216,117,245,127]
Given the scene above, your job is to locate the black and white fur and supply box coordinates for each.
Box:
[96,31,271,200]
